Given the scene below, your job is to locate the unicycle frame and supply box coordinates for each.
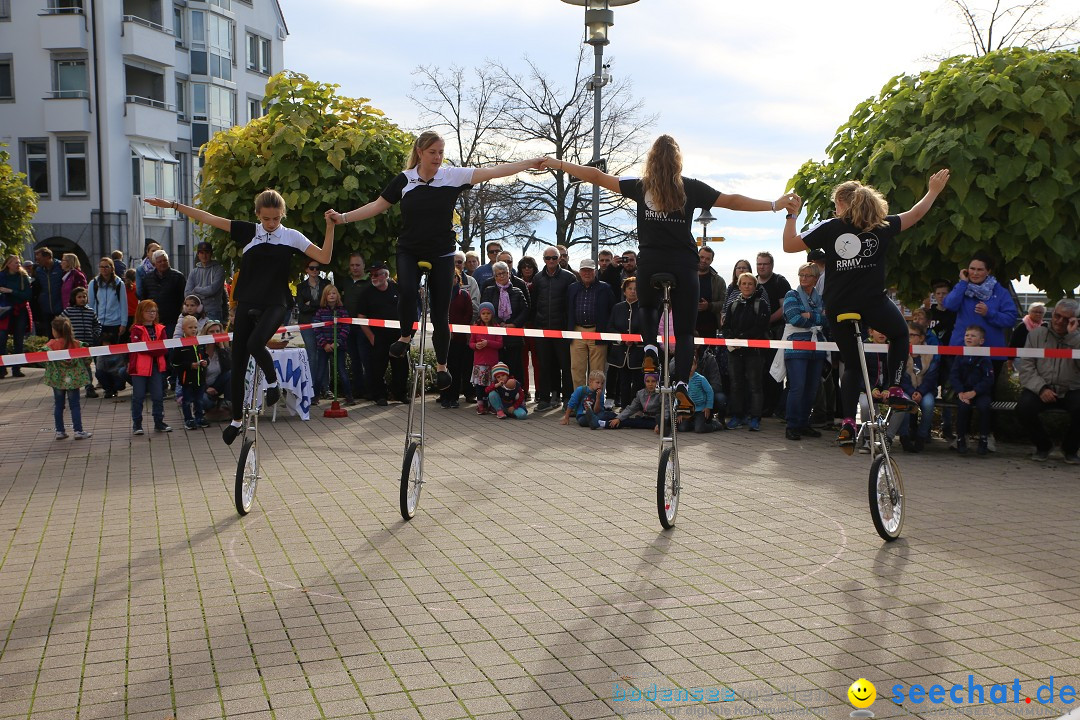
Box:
[848,317,893,465]
[657,282,679,467]
[400,261,431,520]
[656,279,680,529]
[235,360,262,515]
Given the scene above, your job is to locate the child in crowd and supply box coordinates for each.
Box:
[949,325,994,455]
[607,372,662,432]
[485,362,527,419]
[128,299,171,435]
[171,315,210,430]
[561,370,616,428]
[44,316,92,440]
[470,302,503,415]
[62,287,101,398]
[677,354,720,433]
[856,328,905,450]
[123,268,138,335]
[172,295,211,338]
[898,321,939,453]
[313,285,353,404]
[201,320,232,415]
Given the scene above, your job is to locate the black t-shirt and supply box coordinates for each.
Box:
[618,177,721,256]
[380,167,474,256]
[800,215,901,313]
[356,281,401,335]
[230,221,314,307]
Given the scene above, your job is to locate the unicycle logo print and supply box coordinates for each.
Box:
[835,233,880,269]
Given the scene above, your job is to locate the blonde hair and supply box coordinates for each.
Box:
[4,255,28,277]
[798,262,820,278]
[738,272,758,287]
[254,189,287,216]
[641,135,686,215]
[62,252,81,270]
[588,370,606,384]
[319,284,341,307]
[406,131,443,171]
[832,181,889,232]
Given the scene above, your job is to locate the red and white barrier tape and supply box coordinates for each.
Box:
[3,317,1077,366]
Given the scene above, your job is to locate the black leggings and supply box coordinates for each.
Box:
[231,302,287,421]
[396,251,455,365]
[829,292,908,421]
[635,249,699,384]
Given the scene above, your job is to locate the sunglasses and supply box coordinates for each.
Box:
[543,256,558,261]
[307,265,319,271]
[559,253,568,258]
[488,249,501,255]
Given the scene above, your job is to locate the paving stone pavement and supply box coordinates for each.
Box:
[0,367,1078,720]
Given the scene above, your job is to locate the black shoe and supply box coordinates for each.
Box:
[977,437,989,456]
[534,401,552,412]
[154,422,172,433]
[375,397,389,407]
[389,340,410,359]
[132,423,144,436]
[104,390,117,399]
[642,346,659,374]
[265,385,281,406]
[955,437,968,454]
[10,368,23,377]
[914,436,926,453]
[673,381,694,415]
[785,428,802,441]
[899,435,916,453]
[222,424,240,445]
[448,400,459,409]
[798,426,822,438]
[85,387,99,399]
[436,370,453,391]
[0,368,7,379]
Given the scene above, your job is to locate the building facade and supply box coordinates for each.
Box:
[0,0,286,273]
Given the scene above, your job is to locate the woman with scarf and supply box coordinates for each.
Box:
[479,261,528,382]
[942,251,1017,388]
[777,262,827,441]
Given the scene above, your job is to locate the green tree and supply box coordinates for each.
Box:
[0,144,39,257]
[789,48,1080,302]
[197,71,412,276]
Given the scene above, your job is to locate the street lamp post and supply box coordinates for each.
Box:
[560,0,639,262]
[696,208,715,247]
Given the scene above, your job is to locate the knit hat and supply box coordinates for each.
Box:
[491,362,510,378]
[478,301,495,315]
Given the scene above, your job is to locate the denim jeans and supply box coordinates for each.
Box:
[784,353,825,430]
[901,392,936,439]
[131,368,165,426]
[181,385,206,422]
[320,345,352,399]
[301,328,326,396]
[956,393,992,438]
[53,388,83,432]
[201,370,231,411]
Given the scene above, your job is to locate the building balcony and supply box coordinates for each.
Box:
[39,9,89,51]
[43,95,92,133]
[121,16,175,67]
[124,96,177,143]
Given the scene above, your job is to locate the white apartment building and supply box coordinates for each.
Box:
[0,0,287,273]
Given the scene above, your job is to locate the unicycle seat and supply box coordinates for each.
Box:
[652,273,677,291]
[417,261,432,272]
[836,312,862,322]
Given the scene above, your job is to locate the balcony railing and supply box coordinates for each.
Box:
[121,14,172,35]
[126,94,175,111]
[40,6,84,15]
[48,89,90,99]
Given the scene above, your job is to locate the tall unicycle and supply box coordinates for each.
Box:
[654,274,681,529]
[235,360,264,516]
[400,261,431,521]
[836,312,906,541]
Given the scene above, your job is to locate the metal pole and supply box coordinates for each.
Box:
[591,43,603,263]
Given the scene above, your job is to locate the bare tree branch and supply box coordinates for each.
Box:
[943,0,1079,56]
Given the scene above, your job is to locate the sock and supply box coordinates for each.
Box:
[597,420,606,428]
[230,420,242,428]
[645,344,657,354]
[266,381,279,389]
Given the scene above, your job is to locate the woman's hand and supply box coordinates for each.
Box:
[0,287,11,294]
[608,418,621,428]
[927,168,951,195]
[801,311,811,319]
[144,197,172,208]
[959,268,969,282]
[975,301,988,316]
[324,209,344,226]
[776,193,801,214]
[476,339,487,349]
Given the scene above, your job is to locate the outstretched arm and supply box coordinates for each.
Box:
[782,196,807,252]
[471,158,544,184]
[714,191,799,214]
[541,158,621,194]
[325,198,392,227]
[898,169,950,231]
[146,198,231,232]
[305,217,337,265]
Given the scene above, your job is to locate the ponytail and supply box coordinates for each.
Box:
[832,181,889,232]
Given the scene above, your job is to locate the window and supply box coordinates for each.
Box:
[172,5,183,43]
[52,57,89,98]
[21,140,49,197]
[60,138,87,196]
[190,83,234,149]
[131,144,179,216]
[246,33,269,74]
[46,0,83,12]
[247,96,263,122]
[0,0,10,21]
[0,56,12,100]
[189,10,233,80]
[176,79,186,119]
[208,0,230,9]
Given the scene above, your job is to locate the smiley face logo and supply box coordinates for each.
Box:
[835,233,862,260]
[848,678,876,709]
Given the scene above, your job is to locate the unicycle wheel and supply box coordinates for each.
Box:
[235,437,258,516]
[657,446,679,529]
[869,454,904,541]
[400,441,423,521]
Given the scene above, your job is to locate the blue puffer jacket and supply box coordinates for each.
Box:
[942,278,1016,348]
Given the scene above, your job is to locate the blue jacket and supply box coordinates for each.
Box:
[949,355,994,395]
[687,372,714,412]
[782,288,826,358]
[35,261,64,315]
[87,276,128,327]
[942,279,1017,348]
[566,280,616,334]
[567,384,605,417]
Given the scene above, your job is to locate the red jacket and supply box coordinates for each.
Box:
[127,323,168,376]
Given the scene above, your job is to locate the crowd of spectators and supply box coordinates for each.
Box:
[1,238,1079,464]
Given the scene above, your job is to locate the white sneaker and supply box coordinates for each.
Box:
[986,436,996,453]
[55,431,68,440]
[73,431,93,440]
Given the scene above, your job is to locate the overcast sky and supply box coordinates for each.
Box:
[277,0,1037,287]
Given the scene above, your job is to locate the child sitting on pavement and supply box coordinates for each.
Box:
[949,325,994,455]
[470,302,503,415]
[561,370,616,428]
[607,372,662,432]
[677,354,721,433]
[485,362,527,419]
